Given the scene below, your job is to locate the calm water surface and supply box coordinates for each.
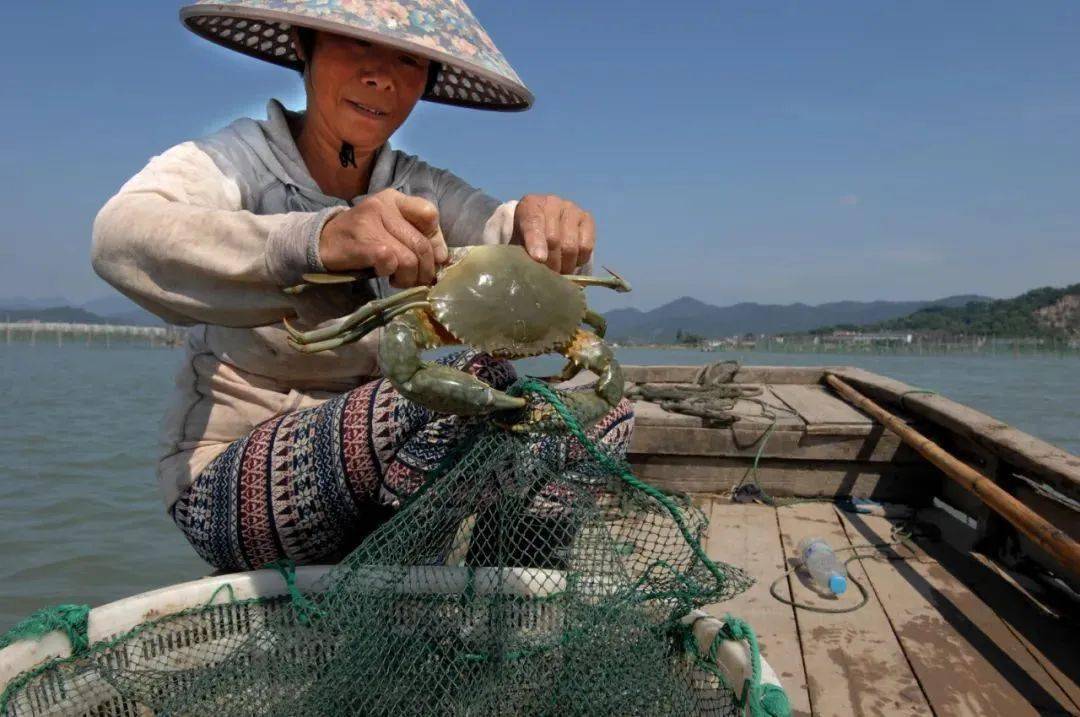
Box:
[1,342,1077,631]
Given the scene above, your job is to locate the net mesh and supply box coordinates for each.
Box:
[1,381,783,717]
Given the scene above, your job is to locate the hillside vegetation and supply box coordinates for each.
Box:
[874,284,1080,337]
[0,307,108,324]
[0,295,161,326]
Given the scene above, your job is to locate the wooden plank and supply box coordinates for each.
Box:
[776,503,932,716]
[771,384,874,430]
[705,502,811,716]
[622,365,836,385]
[962,553,1080,709]
[630,386,807,431]
[837,511,1079,716]
[1013,483,1080,542]
[733,385,809,428]
[629,455,930,502]
[803,423,879,437]
[631,424,909,463]
[623,365,715,384]
[831,367,1080,500]
[733,366,834,385]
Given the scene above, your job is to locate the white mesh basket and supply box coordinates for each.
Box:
[0,568,782,716]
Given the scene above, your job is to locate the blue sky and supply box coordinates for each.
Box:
[1,1,1077,312]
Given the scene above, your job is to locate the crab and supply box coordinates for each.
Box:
[282,244,631,429]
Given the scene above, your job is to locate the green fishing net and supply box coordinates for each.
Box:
[1,381,786,717]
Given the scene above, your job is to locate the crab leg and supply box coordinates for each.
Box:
[565,329,624,406]
[381,310,527,415]
[287,301,432,353]
[514,328,624,433]
[284,286,429,345]
[582,309,607,338]
[564,267,632,293]
[545,310,611,386]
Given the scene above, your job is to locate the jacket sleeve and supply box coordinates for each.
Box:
[91,141,341,327]
[427,166,512,247]
[428,169,594,274]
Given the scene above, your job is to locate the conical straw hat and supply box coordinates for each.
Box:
[180,1,533,111]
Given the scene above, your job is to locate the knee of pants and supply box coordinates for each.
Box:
[586,396,635,455]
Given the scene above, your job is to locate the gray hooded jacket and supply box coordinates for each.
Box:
[92,100,518,507]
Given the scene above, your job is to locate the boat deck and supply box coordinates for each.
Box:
[700,500,1080,716]
[625,367,926,503]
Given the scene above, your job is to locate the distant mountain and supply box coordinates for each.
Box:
[80,294,139,317]
[604,294,989,343]
[0,306,109,324]
[871,284,1080,337]
[0,293,162,326]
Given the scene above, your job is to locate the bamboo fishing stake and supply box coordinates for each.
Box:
[825,374,1080,576]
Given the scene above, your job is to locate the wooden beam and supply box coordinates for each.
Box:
[621,365,839,385]
[830,367,1080,500]
[629,454,930,501]
[631,424,911,464]
[826,374,1080,580]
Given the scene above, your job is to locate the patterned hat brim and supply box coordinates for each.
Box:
[180,5,533,111]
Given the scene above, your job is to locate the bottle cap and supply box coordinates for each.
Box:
[829,574,847,595]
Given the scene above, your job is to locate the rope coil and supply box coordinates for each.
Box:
[0,604,91,656]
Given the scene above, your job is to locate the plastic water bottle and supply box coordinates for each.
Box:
[796,537,848,595]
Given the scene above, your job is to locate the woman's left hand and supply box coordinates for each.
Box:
[511,194,595,274]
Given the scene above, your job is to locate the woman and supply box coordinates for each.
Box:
[91,0,633,571]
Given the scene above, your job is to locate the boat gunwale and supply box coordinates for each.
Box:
[623,363,1080,498]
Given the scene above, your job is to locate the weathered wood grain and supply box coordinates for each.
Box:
[630,424,909,464]
[771,384,873,425]
[705,502,811,716]
[960,554,1080,710]
[776,503,932,716]
[622,365,837,385]
[826,374,1080,583]
[837,511,1079,716]
[630,387,807,430]
[629,455,931,501]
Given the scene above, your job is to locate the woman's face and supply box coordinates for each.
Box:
[303,31,430,153]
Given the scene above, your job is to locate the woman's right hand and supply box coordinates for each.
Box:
[318,189,449,288]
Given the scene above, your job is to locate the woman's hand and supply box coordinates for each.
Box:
[319,189,449,287]
[511,194,595,274]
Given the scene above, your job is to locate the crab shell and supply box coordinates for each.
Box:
[427,245,586,358]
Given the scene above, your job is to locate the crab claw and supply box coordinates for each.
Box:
[380,311,527,415]
[505,328,625,434]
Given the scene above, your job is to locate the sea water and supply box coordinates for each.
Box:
[1,342,1077,631]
